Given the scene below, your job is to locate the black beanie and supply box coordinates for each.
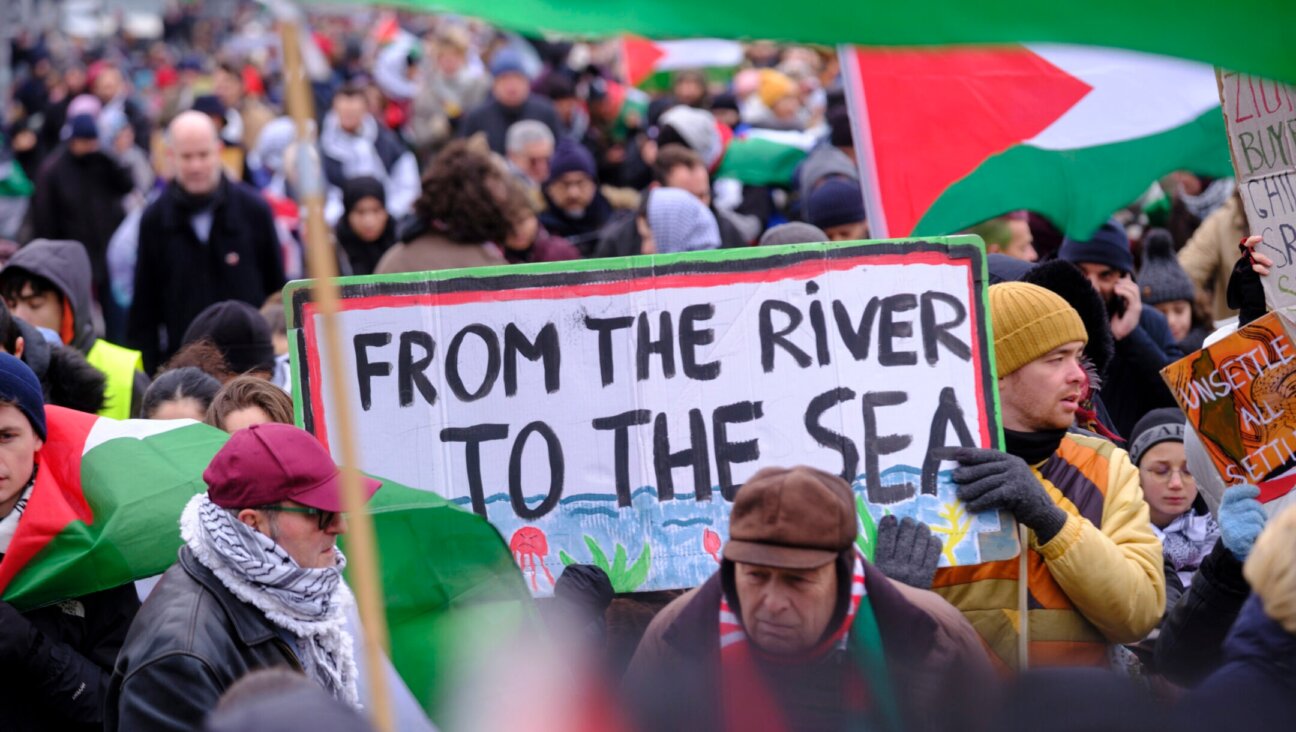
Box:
[553,564,614,618]
[1127,407,1185,466]
[341,175,386,214]
[1059,219,1134,274]
[181,301,276,376]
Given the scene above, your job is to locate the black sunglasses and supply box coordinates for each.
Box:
[254,504,339,531]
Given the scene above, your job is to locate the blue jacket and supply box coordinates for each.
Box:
[1101,305,1183,437]
[1179,595,1296,731]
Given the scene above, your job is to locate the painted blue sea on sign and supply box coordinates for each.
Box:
[457,464,1016,596]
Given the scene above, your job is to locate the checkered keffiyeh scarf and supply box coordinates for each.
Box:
[181,493,359,707]
[648,187,722,253]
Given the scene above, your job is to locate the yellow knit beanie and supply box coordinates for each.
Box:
[757,69,797,108]
[989,282,1088,378]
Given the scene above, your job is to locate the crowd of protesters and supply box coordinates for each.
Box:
[0,2,1293,731]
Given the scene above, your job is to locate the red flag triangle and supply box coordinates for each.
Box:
[849,46,1092,237]
[0,406,97,593]
[623,36,667,87]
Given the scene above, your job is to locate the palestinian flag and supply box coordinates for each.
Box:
[394,0,1296,85]
[622,37,744,86]
[0,407,226,610]
[840,45,1233,238]
[344,481,533,721]
[716,128,819,188]
[0,406,531,723]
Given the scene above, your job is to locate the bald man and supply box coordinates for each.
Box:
[127,112,285,372]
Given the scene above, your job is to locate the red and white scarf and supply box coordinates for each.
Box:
[718,552,872,732]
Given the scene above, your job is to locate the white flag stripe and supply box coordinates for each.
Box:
[1025,45,1221,151]
[652,39,745,72]
[83,417,202,455]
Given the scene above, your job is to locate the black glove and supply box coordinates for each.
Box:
[953,447,1068,543]
[873,515,942,589]
[0,600,36,662]
[1228,241,1268,327]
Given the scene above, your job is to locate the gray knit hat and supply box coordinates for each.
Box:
[1137,228,1196,305]
[759,222,828,247]
[1128,407,1185,466]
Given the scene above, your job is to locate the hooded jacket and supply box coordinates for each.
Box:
[5,240,148,418]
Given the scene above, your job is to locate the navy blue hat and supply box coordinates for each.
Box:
[69,114,98,141]
[806,178,866,230]
[0,352,47,440]
[987,253,1035,284]
[547,139,596,184]
[489,49,529,79]
[1059,219,1134,274]
[192,94,226,119]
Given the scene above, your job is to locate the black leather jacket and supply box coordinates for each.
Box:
[105,546,303,732]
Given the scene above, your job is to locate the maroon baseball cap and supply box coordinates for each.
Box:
[204,423,381,512]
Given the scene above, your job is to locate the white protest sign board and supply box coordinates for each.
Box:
[287,239,1013,594]
[1220,71,1296,309]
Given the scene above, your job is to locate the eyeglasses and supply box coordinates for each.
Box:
[254,504,339,531]
[1144,466,1194,483]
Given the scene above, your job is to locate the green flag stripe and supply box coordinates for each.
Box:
[373,0,1296,83]
[717,136,809,186]
[913,107,1233,239]
[3,427,224,610]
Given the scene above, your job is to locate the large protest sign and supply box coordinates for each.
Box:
[1219,71,1296,310]
[287,239,1013,594]
[1163,311,1296,504]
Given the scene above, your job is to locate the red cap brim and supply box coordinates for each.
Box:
[291,472,382,513]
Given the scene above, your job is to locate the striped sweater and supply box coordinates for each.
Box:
[933,432,1166,669]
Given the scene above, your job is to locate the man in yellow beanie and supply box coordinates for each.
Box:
[931,281,1165,670]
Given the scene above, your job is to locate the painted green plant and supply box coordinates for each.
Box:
[855,496,879,561]
[559,535,652,592]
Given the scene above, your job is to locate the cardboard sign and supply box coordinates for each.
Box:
[1219,71,1296,310]
[287,239,1014,594]
[1162,311,1296,502]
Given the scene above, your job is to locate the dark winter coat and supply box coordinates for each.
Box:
[12,318,107,414]
[504,226,580,264]
[1101,306,1183,437]
[624,561,993,732]
[106,546,304,732]
[1156,540,1251,686]
[539,189,615,257]
[458,95,561,154]
[0,567,139,732]
[30,147,134,290]
[1175,595,1296,732]
[127,176,285,373]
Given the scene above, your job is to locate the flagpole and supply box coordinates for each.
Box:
[279,19,394,732]
[838,45,890,238]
